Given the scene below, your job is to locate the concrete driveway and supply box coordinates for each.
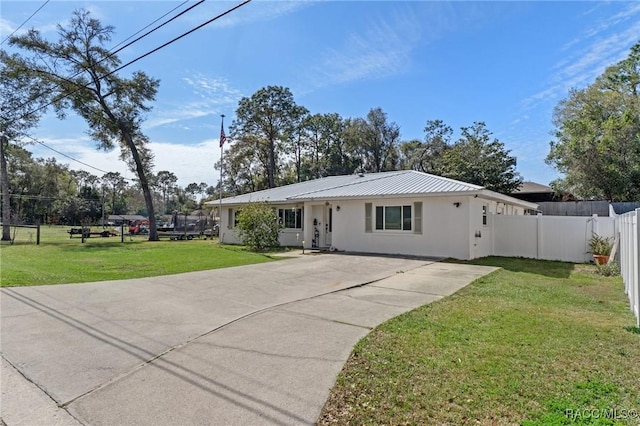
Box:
[1,253,496,425]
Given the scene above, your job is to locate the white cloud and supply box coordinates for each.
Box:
[30,135,223,188]
[165,0,315,30]
[523,14,640,109]
[25,74,238,188]
[183,75,244,103]
[562,3,640,50]
[0,17,15,39]
[0,17,58,43]
[146,75,243,130]
[145,106,211,129]
[582,3,640,40]
[302,8,421,91]
[149,139,221,186]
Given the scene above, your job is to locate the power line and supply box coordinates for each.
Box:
[110,0,252,76]
[4,0,250,188]
[8,0,204,118]
[23,133,132,179]
[9,194,59,200]
[1,0,50,46]
[9,0,251,125]
[78,0,205,77]
[109,0,192,52]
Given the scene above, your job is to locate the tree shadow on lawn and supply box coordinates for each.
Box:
[53,240,144,251]
[448,256,575,279]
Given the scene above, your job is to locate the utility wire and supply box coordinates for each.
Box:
[4,0,249,182]
[9,0,251,124]
[1,0,50,46]
[74,0,204,77]
[108,0,191,52]
[8,194,59,200]
[109,0,251,76]
[9,0,203,117]
[23,133,132,179]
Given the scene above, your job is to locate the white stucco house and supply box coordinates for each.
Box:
[206,170,538,260]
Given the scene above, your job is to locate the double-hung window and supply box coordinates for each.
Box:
[375,205,412,231]
[227,208,239,228]
[278,208,303,229]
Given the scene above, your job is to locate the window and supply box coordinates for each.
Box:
[413,202,422,234]
[375,205,412,231]
[375,206,384,230]
[403,206,412,230]
[365,203,372,233]
[482,205,488,226]
[278,208,303,229]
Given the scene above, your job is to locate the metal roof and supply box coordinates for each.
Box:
[289,170,482,199]
[209,170,499,206]
[515,181,553,194]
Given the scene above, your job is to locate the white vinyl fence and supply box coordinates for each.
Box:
[492,214,615,264]
[617,209,640,327]
[489,212,638,327]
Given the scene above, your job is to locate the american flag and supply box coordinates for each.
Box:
[220,123,227,148]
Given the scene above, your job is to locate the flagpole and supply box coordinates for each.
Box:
[219,114,225,244]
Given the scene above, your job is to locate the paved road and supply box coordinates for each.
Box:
[1,253,496,425]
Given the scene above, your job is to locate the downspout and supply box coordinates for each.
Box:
[468,196,474,260]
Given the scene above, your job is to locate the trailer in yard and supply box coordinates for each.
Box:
[160,212,215,241]
[68,227,118,238]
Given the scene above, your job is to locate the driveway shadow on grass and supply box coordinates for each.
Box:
[447,256,574,279]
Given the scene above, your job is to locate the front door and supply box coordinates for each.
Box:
[324,205,332,247]
[311,204,332,248]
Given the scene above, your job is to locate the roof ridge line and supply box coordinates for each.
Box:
[405,169,484,190]
[284,170,406,200]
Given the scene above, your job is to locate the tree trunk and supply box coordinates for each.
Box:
[122,130,158,241]
[268,136,276,189]
[1,135,12,241]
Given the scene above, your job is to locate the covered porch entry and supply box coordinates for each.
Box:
[308,203,333,249]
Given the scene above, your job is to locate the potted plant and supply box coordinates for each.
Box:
[589,233,612,265]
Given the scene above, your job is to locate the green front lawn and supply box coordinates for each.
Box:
[1,226,277,286]
[319,257,640,425]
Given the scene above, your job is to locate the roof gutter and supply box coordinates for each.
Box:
[207,189,539,211]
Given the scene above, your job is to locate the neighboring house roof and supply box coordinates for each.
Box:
[515,181,553,194]
[107,214,147,221]
[207,170,538,210]
[611,202,640,215]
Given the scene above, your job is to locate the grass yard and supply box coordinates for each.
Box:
[318,257,640,426]
[0,225,278,286]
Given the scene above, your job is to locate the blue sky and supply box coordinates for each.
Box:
[2,1,639,188]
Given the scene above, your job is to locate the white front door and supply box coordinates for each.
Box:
[324,205,332,247]
[311,204,332,248]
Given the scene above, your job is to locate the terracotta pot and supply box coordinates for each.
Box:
[593,254,609,265]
